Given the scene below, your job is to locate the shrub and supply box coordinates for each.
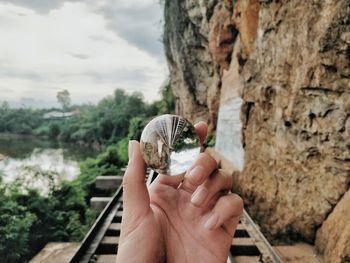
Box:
[48,123,61,139]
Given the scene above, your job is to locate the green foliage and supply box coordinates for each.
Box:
[0,83,176,146]
[0,105,43,135]
[0,182,36,263]
[77,144,127,196]
[48,122,61,139]
[116,138,129,163]
[203,132,216,148]
[0,84,178,262]
[33,124,50,137]
[157,81,175,114]
[0,170,96,262]
[127,117,151,141]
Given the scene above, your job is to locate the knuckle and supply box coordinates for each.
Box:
[122,176,129,188]
[122,168,132,188]
[218,169,232,184]
[185,165,206,185]
[198,152,218,169]
[232,194,244,214]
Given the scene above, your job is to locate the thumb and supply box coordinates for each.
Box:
[122,140,150,219]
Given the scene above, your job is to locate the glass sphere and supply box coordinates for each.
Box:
[140,114,200,176]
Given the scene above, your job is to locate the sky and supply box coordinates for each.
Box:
[0,0,167,108]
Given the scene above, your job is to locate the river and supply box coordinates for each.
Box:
[0,134,98,194]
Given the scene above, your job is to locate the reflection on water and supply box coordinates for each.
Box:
[0,135,98,194]
[1,148,79,181]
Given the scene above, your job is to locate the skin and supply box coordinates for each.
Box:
[117,122,243,263]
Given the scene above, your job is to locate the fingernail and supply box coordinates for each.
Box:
[191,188,208,206]
[128,141,134,160]
[188,166,205,181]
[204,212,219,230]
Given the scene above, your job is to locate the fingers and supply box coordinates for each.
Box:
[122,141,150,218]
[153,121,209,190]
[152,173,184,189]
[179,152,218,193]
[191,169,232,207]
[194,121,208,145]
[204,193,243,236]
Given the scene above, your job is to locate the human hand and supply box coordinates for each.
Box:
[117,122,243,263]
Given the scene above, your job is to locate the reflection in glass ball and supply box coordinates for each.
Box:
[140,114,200,176]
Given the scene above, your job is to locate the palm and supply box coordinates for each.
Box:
[148,178,233,263]
[118,125,242,263]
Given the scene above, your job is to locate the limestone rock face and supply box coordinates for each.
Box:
[164,0,350,261]
[315,190,350,263]
[163,0,237,128]
[239,0,350,243]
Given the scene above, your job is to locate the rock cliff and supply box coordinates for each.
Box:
[163,0,235,129]
[164,0,350,262]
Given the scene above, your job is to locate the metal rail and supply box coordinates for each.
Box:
[241,210,282,263]
[69,185,123,263]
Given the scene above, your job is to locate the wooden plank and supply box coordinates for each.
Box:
[95,176,123,190]
[101,236,119,245]
[69,187,123,263]
[105,223,121,236]
[236,224,245,230]
[115,211,123,217]
[241,210,282,262]
[232,256,261,263]
[231,238,261,256]
[96,255,117,263]
[232,238,255,246]
[29,242,80,263]
[90,197,112,212]
[108,223,121,231]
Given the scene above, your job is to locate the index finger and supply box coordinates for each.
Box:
[178,152,218,193]
[194,121,208,145]
[152,121,210,188]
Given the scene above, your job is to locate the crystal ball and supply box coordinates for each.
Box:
[140,114,201,176]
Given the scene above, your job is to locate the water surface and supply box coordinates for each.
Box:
[0,135,98,194]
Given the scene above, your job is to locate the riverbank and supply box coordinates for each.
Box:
[0,132,46,140]
[0,132,103,152]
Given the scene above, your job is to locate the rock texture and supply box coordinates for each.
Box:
[163,0,237,128]
[164,0,350,261]
[238,0,350,244]
[315,190,350,263]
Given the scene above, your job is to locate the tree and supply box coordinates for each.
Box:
[57,90,71,112]
[0,101,9,112]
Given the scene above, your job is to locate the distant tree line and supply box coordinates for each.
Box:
[0,84,175,147]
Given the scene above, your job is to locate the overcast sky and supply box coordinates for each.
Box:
[0,0,167,108]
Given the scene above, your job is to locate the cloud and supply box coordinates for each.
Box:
[70,53,90,60]
[0,0,165,60]
[0,67,42,81]
[0,1,167,107]
[90,0,165,60]
[0,87,14,93]
[0,0,79,13]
